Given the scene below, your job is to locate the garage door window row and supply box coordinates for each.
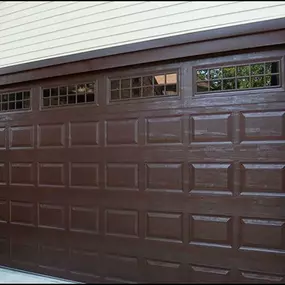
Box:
[196,60,280,93]
[41,81,97,109]
[0,90,30,112]
[110,72,178,101]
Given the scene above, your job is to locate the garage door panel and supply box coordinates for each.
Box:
[9,162,36,187]
[239,163,285,196]
[9,161,36,186]
[190,113,234,143]
[145,115,184,145]
[37,123,65,149]
[9,125,34,150]
[238,217,285,253]
[239,111,285,142]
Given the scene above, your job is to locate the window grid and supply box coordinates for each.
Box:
[196,61,281,94]
[42,82,97,109]
[0,90,31,112]
[110,72,178,101]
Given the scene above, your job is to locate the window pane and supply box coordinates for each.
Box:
[197,81,209,93]
[86,93,95,102]
[9,93,15,101]
[265,75,279,86]
[77,94,85,103]
[265,62,279,74]
[237,65,249,77]
[197,69,208,81]
[223,79,235,90]
[252,76,264,88]
[210,68,222,79]
[60,86,67,95]
[16,92,23,101]
[111,90,120,100]
[237,78,250,89]
[132,88,141,98]
[142,87,153,97]
[111,80,120,90]
[165,84,177,95]
[121,89,131,99]
[154,75,165,85]
[166,73,177,84]
[143,76,153,86]
[251,64,264,75]
[121,79,131,89]
[210,80,222,91]
[222,67,235,78]
[51,87,58,97]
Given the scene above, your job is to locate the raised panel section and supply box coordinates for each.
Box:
[105,209,138,238]
[239,270,284,283]
[146,212,182,243]
[189,163,233,195]
[240,111,285,142]
[39,245,67,271]
[70,206,99,234]
[0,200,8,223]
[146,116,183,144]
[240,163,285,196]
[37,124,65,148]
[38,163,64,187]
[190,264,230,283]
[190,113,233,143]
[145,259,182,283]
[69,163,99,189]
[0,163,7,185]
[11,242,38,265]
[10,163,34,186]
[10,201,35,226]
[70,249,99,277]
[106,163,138,191]
[104,254,138,281]
[0,127,6,149]
[240,218,285,251]
[146,163,183,192]
[105,119,138,145]
[190,215,232,248]
[38,204,65,230]
[69,121,99,147]
[9,125,34,149]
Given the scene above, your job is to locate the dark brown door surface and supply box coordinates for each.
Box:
[0,48,284,283]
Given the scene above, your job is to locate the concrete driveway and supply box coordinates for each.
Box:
[0,267,75,284]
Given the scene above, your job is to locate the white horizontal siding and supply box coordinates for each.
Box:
[0,1,285,68]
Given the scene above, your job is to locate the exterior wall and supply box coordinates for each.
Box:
[0,1,285,68]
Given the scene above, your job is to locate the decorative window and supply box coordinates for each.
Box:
[42,81,96,108]
[0,90,31,112]
[196,61,280,94]
[110,72,178,101]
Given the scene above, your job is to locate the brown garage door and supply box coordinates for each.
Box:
[0,48,284,283]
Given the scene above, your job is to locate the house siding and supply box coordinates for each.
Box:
[0,1,285,68]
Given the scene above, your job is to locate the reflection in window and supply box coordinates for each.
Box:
[196,61,280,93]
[0,90,31,112]
[42,81,96,108]
[110,72,178,101]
